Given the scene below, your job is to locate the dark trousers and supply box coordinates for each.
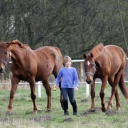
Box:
[61,88,75,103]
[61,88,77,115]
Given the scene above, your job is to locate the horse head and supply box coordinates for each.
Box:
[83,53,96,84]
[0,43,11,73]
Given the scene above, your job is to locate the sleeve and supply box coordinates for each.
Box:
[55,69,62,85]
[74,68,79,87]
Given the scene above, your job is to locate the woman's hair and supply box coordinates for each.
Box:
[63,56,72,66]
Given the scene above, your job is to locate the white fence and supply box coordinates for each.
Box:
[0,81,90,99]
[1,59,128,99]
[1,81,128,99]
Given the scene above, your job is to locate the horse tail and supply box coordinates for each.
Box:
[119,73,128,99]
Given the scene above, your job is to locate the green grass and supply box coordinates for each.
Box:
[0,84,128,128]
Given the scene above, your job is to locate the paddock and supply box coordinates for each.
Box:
[0,83,128,128]
[0,60,128,127]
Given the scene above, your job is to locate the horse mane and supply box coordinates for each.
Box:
[0,40,29,49]
[89,43,104,59]
[0,41,9,48]
[10,40,29,49]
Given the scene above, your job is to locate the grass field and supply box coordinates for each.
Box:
[0,84,128,128]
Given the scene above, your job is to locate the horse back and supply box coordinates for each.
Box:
[34,46,63,80]
[35,46,63,65]
[95,45,127,76]
[105,45,127,67]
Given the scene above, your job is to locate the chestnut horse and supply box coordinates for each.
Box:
[83,43,128,112]
[0,40,63,115]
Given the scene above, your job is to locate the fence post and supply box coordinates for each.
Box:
[1,73,4,82]
[85,83,89,99]
[37,81,41,98]
[80,62,84,82]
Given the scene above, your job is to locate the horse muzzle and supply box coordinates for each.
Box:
[85,72,94,84]
[85,74,93,84]
[0,67,5,73]
[86,79,92,84]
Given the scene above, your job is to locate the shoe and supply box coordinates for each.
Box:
[71,100,77,116]
[73,111,77,115]
[62,100,69,116]
[64,111,69,116]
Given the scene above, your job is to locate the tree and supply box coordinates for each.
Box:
[0,0,128,57]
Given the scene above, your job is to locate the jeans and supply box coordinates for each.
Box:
[61,88,75,103]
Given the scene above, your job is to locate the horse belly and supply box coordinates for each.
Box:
[35,72,51,82]
[36,64,53,81]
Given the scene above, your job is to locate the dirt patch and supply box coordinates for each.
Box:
[0,116,52,123]
[105,110,119,116]
[81,99,89,103]
[81,108,119,116]
[81,108,101,116]
[30,116,52,122]
[0,118,10,123]
[63,117,74,122]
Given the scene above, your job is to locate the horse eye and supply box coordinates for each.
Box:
[5,52,7,54]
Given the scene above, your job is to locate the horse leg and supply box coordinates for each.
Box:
[115,88,120,110]
[53,70,63,109]
[6,76,20,115]
[42,79,51,111]
[29,78,38,114]
[90,81,96,109]
[100,76,108,112]
[108,78,120,110]
[107,71,122,110]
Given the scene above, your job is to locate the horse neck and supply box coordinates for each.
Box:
[10,46,33,65]
[90,51,100,60]
[90,45,104,60]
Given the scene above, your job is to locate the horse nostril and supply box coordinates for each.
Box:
[0,67,4,73]
[0,68,2,73]
[86,80,92,84]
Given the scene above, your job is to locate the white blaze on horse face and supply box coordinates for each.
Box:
[87,61,90,66]
[9,52,11,57]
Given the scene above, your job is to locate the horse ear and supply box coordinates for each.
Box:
[99,43,104,49]
[99,42,104,46]
[95,61,100,68]
[83,54,86,58]
[90,53,93,58]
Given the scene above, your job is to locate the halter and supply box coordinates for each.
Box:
[0,51,11,66]
[85,63,97,77]
[0,58,11,66]
[0,60,8,65]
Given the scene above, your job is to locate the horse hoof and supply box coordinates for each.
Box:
[33,110,38,114]
[45,110,52,113]
[116,107,120,110]
[101,108,106,112]
[105,109,111,113]
[88,108,95,112]
[37,109,43,113]
[105,109,112,115]
[6,111,12,116]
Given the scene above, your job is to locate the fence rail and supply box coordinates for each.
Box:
[1,81,128,99]
[1,59,128,99]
